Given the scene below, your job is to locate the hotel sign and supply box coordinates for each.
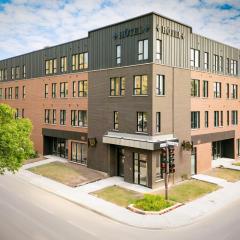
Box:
[156,25,184,39]
[113,25,150,40]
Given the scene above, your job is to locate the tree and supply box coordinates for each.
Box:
[0,104,34,174]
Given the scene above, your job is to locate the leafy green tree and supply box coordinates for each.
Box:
[0,104,34,174]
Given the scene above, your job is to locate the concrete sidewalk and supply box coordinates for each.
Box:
[15,156,240,229]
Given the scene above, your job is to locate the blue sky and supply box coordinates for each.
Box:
[0,0,239,60]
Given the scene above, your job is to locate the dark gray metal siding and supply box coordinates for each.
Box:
[0,38,89,81]
[153,14,192,69]
[190,33,240,77]
[89,14,153,70]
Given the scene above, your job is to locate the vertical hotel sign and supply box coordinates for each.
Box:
[156,25,184,39]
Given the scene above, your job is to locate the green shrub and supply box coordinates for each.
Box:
[133,194,174,211]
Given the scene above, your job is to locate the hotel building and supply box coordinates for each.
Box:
[0,12,239,188]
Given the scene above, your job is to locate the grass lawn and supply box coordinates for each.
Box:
[205,168,240,182]
[232,162,240,167]
[28,161,87,187]
[157,179,219,203]
[92,185,143,207]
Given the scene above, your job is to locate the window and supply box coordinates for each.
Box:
[156,112,161,132]
[138,39,148,60]
[214,111,223,127]
[232,111,238,125]
[156,39,162,60]
[226,83,230,98]
[203,80,208,98]
[71,110,78,126]
[44,109,50,124]
[213,82,221,98]
[52,109,56,124]
[45,59,57,75]
[220,111,223,126]
[227,111,230,126]
[78,110,88,127]
[156,75,165,96]
[226,58,230,73]
[52,83,57,98]
[22,109,24,118]
[204,52,209,70]
[4,69,7,80]
[137,112,147,132]
[72,81,77,97]
[79,52,88,69]
[60,110,66,125]
[15,108,19,119]
[15,66,20,79]
[0,69,3,81]
[191,79,200,97]
[190,49,200,68]
[237,139,240,156]
[23,65,26,78]
[110,77,125,96]
[44,84,49,98]
[5,88,7,99]
[72,52,88,70]
[60,82,68,98]
[60,56,67,73]
[71,110,87,127]
[8,87,12,99]
[230,59,238,75]
[71,142,87,165]
[116,45,121,64]
[0,88,2,99]
[213,54,219,71]
[11,67,15,79]
[134,75,148,95]
[219,56,223,72]
[78,80,88,97]
[156,152,164,181]
[114,111,119,130]
[231,84,238,99]
[15,87,19,99]
[72,54,78,71]
[214,111,219,127]
[191,111,200,129]
[205,111,208,128]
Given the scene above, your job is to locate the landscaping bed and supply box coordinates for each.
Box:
[232,162,240,167]
[92,185,143,207]
[205,167,240,182]
[28,161,107,187]
[155,179,219,203]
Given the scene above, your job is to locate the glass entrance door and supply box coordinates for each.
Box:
[212,141,222,160]
[117,148,125,177]
[133,153,148,186]
[52,137,68,159]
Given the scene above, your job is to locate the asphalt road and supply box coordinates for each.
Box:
[0,174,240,240]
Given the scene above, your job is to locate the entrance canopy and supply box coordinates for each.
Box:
[103,131,178,150]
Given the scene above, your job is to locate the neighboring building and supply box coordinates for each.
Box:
[0,12,239,188]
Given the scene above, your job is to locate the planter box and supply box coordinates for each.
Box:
[127,202,183,215]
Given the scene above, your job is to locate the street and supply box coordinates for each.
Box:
[0,174,240,240]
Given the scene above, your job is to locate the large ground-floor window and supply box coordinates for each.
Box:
[71,142,87,165]
[133,153,148,186]
[237,139,240,156]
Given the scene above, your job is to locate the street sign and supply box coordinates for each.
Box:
[166,141,179,147]
[160,143,167,148]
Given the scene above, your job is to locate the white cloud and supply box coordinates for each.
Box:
[0,0,239,60]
